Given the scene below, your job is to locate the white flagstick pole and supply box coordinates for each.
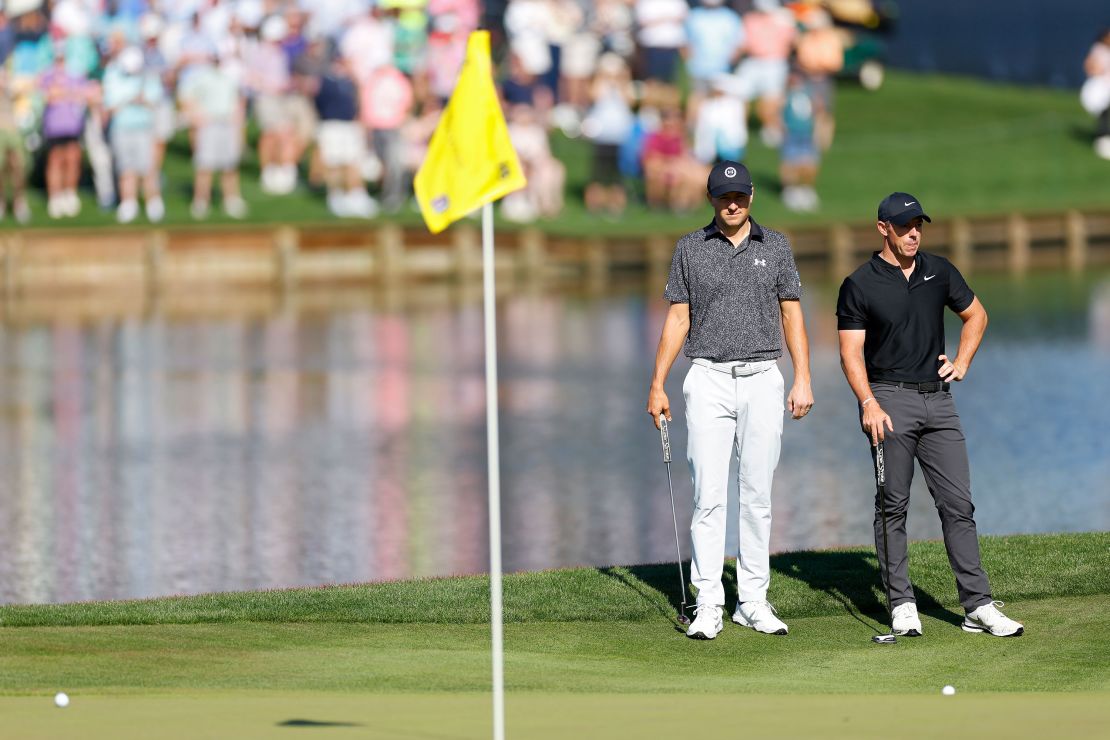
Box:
[482,202,505,740]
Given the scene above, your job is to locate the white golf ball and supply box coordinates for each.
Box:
[54,692,70,708]
[942,685,956,696]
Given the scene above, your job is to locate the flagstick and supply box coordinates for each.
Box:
[482,202,505,740]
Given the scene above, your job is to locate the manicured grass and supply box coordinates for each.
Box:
[2,532,1107,736]
[8,71,1109,236]
[5,692,1109,740]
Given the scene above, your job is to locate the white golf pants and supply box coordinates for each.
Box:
[683,358,784,607]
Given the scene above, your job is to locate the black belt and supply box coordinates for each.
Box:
[872,380,950,393]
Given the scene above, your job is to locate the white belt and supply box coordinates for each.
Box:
[692,358,777,378]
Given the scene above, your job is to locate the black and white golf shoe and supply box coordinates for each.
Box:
[892,602,923,637]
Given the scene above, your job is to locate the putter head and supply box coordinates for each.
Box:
[872,633,897,644]
[677,613,691,626]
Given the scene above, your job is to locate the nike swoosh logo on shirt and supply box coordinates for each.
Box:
[923,275,936,281]
[904,201,916,206]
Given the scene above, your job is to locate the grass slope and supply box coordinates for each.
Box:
[2,533,1107,737]
[2,532,1105,627]
[8,71,1109,236]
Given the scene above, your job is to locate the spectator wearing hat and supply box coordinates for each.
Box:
[178,48,247,220]
[246,14,300,195]
[139,12,175,177]
[103,45,165,223]
[646,159,813,640]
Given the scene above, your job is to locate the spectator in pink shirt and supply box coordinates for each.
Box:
[734,0,797,148]
[359,64,413,212]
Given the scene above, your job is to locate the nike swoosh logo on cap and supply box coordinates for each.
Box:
[923,275,936,281]
[904,201,916,206]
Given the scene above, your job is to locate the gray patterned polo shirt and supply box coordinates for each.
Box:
[664,218,802,362]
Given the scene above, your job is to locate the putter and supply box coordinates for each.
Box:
[659,415,691,625]
[872,440,897,644]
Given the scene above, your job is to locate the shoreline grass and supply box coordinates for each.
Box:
[2,532,1106,627]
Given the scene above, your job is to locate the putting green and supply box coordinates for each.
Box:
[4,691,1108,739]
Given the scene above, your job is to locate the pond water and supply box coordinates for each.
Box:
[1,270,1107,605]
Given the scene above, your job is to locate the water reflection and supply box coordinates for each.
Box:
[1,272,1107,605]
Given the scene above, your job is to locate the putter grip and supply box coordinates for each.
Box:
[659,416,672,463]
[876,441,886,487]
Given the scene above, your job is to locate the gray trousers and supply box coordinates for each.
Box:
[868,384,993,612]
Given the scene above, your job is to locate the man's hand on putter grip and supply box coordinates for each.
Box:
[862,402,894,446]
[647,388,671,429]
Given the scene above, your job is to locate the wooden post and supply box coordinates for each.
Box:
[453,223,481,281]
[273,226,299,292]
[829,224,853,279]
[145,229,167,296]
[647,234,671,291]
[1065,210,1088,274]
[376,223,404,285]
[585,236,608,290]
[950,217,973,275]
[2,233,20,299]
[1007,212,1030,275]
[519,228,546,281]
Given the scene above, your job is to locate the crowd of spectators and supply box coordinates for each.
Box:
[501,0,849,218]
[1082,27,1110,161]
[0,0,856,226]
[0,0,468,223]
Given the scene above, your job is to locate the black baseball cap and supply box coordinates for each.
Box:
[707,161,753,197]
[877,192,931,226]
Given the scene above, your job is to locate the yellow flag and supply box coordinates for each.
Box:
[414,31,527,234]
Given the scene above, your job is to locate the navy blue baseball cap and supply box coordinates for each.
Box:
[877,192,931,226]
[707,161,753,197]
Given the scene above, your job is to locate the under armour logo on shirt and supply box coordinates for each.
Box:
[753,258,766,266]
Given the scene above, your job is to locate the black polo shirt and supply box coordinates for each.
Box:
[665,217,802,362]
[836,251,975,383]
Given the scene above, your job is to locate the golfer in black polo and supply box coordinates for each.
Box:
[836,192,1023,637]
[647,161,813,640]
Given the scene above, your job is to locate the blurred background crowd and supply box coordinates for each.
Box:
[0,0,1105,227]
[0,0,896,226]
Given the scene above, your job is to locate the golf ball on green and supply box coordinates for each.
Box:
[54,692,69,708]
[942,685,956,696]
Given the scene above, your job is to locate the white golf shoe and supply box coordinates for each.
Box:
[891,602,922,636]
[963,601,1023,637]
[732,600,788,635]
[686,604,723,640]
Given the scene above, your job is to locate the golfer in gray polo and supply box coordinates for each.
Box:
[647,161,814,640]
[836,192,1023,638]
